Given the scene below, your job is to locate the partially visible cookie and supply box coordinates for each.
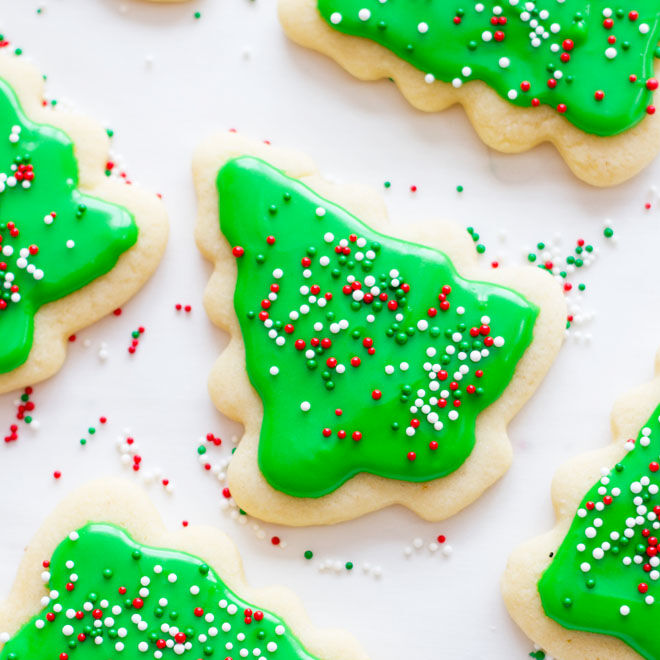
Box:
[0,478,368,660]
[193,131,565,526]
[279,0,660,186]
[0,53,168,394]
[503,349,660,660]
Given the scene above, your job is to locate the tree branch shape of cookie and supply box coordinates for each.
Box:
[503,350,660,660]
[194,133,565,526]
[0,54,168,393]
[0,479,367,660]
[279,0,660,187]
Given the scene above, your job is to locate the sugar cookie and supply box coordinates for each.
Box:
[194,132,565,525]
[0,53,168,393]
[279,0,660,186]
[0,479,367,660]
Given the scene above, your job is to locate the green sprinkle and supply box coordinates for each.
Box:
[384,181,391,188]
[603,226,614,238]
[456,185,463,192]
[345,561,353,570]
[197,445,207,455]
[194,11,201,18]
[304,550,313,560]
[476,244,486,254]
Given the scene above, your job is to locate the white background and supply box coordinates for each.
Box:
[1,1,660,658]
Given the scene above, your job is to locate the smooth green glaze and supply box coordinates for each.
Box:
[217,156,538,498]
[539,403,660,659]
[0,523,318,659]
[317,0,660,136]
[0,76,137,374]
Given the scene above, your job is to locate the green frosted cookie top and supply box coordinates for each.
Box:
[318,0,660,136]
[540,403,660,659]
[0,522,319,659]
[0,75,137,374]
[217,155,538,498]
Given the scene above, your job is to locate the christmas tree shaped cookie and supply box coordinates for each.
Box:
[0,53,167,393]
[503,350,660,660]
[194,132,565,525]
[0,480,366,660]
[279,0,660,186]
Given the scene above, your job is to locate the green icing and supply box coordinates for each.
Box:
[539,403,660,660]
[317,0,660,136]
[0,75,138,374]
[217,156,538,498]
[0,523,318,660]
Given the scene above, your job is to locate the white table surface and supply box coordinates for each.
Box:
[2,1,660,657]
